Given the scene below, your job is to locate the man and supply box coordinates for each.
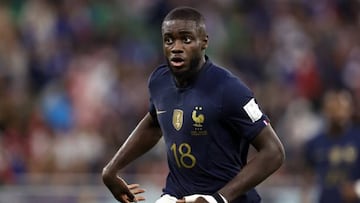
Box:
[303,89,360,203]
[102,7,285,203]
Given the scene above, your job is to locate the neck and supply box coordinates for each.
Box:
[328,121,349,137]
[175,56,206,88]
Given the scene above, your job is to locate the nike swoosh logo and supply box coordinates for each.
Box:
[156,110,167,115]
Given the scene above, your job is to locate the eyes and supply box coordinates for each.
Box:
[164,35,193,45]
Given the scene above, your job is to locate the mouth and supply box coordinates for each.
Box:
[170,56,185,68]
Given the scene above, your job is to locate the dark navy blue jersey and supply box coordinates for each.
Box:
[148,58,268,202]
[304,126,360,203]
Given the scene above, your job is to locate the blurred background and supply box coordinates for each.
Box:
[0,0,359,202]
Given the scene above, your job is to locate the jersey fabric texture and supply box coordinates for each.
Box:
[304,126,360,203]
[148,57,269,203]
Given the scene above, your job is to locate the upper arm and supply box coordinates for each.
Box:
[134,112,162,138]
[104,113,162,171]
[251,124,285,161]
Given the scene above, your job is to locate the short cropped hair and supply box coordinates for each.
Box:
[162,7,206,33]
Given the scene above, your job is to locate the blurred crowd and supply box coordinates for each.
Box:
[0,0,359,190]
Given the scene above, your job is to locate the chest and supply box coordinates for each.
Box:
[312,139,359,167]
[153,88,221,138]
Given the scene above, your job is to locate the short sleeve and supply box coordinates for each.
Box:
[148,71,160,126]
[149,97,156,116]
[221,77,269,141]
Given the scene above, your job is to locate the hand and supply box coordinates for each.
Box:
[128,183,146,202]
[103,175,145,202]
[340,182,359,202]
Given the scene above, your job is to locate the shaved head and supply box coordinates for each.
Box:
[162,7,207,36]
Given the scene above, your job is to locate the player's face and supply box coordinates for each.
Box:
[324,92,353,127]
[162,20,207,78]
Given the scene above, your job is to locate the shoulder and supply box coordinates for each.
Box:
[206,62,235,80]
[209,63,253,99]
[206,62,249,90]
[148,64,170,85]
[348,125,360,142]
[149,64,169,80]
[205,63,256,112]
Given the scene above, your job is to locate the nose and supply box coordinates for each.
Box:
[171,40,184,53]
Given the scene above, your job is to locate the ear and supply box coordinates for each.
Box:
[201,35,208,50]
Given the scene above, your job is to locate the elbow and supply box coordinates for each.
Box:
[261,142,285,173]
[102,164,116,185]
[272,144,286,170]
[278,148,286,168]
[102,166,110,184]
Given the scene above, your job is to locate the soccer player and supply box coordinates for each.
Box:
[102,6,285,203]
[303,89,360,203]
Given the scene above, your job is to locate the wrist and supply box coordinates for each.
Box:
[212,192,228,203]
[354,180,360,199]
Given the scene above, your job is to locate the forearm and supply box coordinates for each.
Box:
[178,148,284,203]
[219,125,285,202]
[102,113,162,177]
[219,148,284,201]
